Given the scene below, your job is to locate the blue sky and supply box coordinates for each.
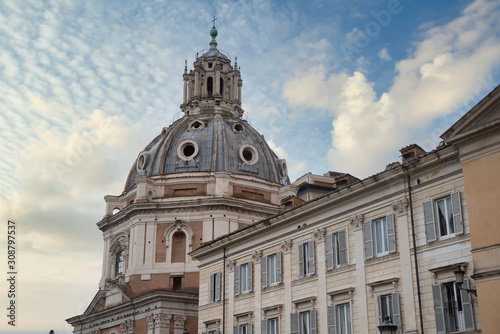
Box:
[0,0,499,332]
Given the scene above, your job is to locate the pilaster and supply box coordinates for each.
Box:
[280,239,293,334]
[313,228,328,334]
[154,313,171,334]
[252,250,262,333]
[351,214,369,333]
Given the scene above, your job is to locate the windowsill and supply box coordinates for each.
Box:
[262,282,283,293]
[235,291,255,301]
[326,263,355,276]
[365,252,399,266]
[417,233,470,252]
[292,273,318,286]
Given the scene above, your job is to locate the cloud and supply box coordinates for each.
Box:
[283,0,500,178]
[378,47,392,61]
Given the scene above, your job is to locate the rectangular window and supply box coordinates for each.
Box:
[115,250,124,275]
[262,252,282,288]
[328,303,352,334]
[363,214,396,259]
[298,241,315,278]
[234,262,252,295]
[262,317,279,334]
[234,323,252,334]
[377,292,401,334]
[326,229,348,270]
[424,192,463,243]
[209,272,221,302]
[291,310,316,334]
[172,276,182,290]
[432,278,475,333]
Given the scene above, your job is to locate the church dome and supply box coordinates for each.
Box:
[124,24,289,192]
[125,114,289,191]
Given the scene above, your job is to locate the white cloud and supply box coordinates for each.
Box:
[378,47,392,61]
[283,0,500,178]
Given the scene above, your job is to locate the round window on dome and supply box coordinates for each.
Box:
[239,144,259,165]
[233,123,245,134]
[177,139,199,161]
[136,151,149,173]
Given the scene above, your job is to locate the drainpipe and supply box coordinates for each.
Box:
[407,174,424,334]
[223,247,226,334]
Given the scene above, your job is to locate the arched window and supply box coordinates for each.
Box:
[207,77,213,96]
[220,78,224,96]
[115,250,124,275]
[109,234,128,278]
[171,232,186,263]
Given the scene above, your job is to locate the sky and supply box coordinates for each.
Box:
[0,0,499,333]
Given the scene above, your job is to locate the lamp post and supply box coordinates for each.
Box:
[378,315,398,334]
[454,266,477,297]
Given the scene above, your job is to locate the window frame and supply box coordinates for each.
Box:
[328,302,352,334]
[291,309,316,334]
[298,241,315,278]
[209,271,221,303]
[234,323,252,334]
[363,214,396,259]
[262,251,282,288]
[423,191,463,243]
[326,228,348,270]
[376,291,401,334]
[262,317,280,334]
[234,261,253,296]
[115,249,124,276]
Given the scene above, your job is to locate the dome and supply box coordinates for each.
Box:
[125,114,289,191]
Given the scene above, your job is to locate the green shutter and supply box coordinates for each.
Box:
[210,273,215,302]
[248,261,253,292]
[326,233,334,270]
[215,272,221,301]
[261,320,267,334]
[298,244,304,278]
[338,230,348,266]
[432,283,446,334]
[451,191,464,235]
[261,255,268,288]
[387,214,396,253]
[310,310,317,334]
[461,278,475,331]
[424,200,437,242]
[290,313,299,334]
[276,252,282,284]
[328,305,336,334]
[234,264,240,296]
[363,221,374,259]
[391,292,401,334]
[308,241,315,275]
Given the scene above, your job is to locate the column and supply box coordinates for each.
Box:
[313,228,328,334]
[183,77,187,104]
[147,314,155,334]
[350,215,369,333]
[227,259,236,332]
[252,251,262,333]
[194,71,200,97]
[173,315,187,334]
[280,240,293,334]
[215,65,220,95]
[154,313,170,334]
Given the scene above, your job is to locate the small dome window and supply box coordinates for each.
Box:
[233,123,246,134]
[188,119,206,131]
[136,151,149,173]
[177,139,199,161]
[239,144,259,165]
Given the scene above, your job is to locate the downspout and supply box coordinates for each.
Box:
[223,247,226,334]
[407,174,424,334]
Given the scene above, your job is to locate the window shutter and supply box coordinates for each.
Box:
[338,230,348,266]
[377,295,382,325]
[423,200,437,242]
[298,244,304,278]
[391,292,401,334]
[276,252,282,284]
[248,262,253,292]
[310,309,317,334]
[363,221,374,259]
[210,273,215,302]
[387,214,396,253]
[432,284,446,334]
[328,305,336,334]
[261,320,267,334]
[202,332,207,334]
[215,272,221,301]
[215,330,220,334]
[247,322,253,334]
[290,313,299,334]
[461,278,475,331]
[326,233,334,270]
[233,325,238,334]
[309,241,315,275]
[234,264,240,296]
[261,255,268,288]
[451,191,464,235]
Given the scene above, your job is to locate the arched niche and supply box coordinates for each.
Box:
[164,220,194,264]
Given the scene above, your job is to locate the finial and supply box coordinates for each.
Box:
[234,56,237,67]
[184,59,187,74]
[210,16,218,50]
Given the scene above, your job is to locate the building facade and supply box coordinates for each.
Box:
[66,25,295,334]
[192,88,500,333]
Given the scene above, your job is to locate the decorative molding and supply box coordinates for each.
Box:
[154,313,170,327]
[147,314,155,329]
[121,322,128,333]
[226,259,236,271]
[280,239,293,253]
[327,287,355,304]
[313,227,326,242]
[349,214,364,230]
[126,319,134,334]
[392,198,409,216]
[173,314,186,328]
[252,250,262,263]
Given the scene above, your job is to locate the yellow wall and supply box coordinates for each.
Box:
[462,150,500,249]
[476,279,500,334]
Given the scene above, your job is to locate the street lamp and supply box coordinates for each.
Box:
[378,315,398,334]
[454,266,477,297]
